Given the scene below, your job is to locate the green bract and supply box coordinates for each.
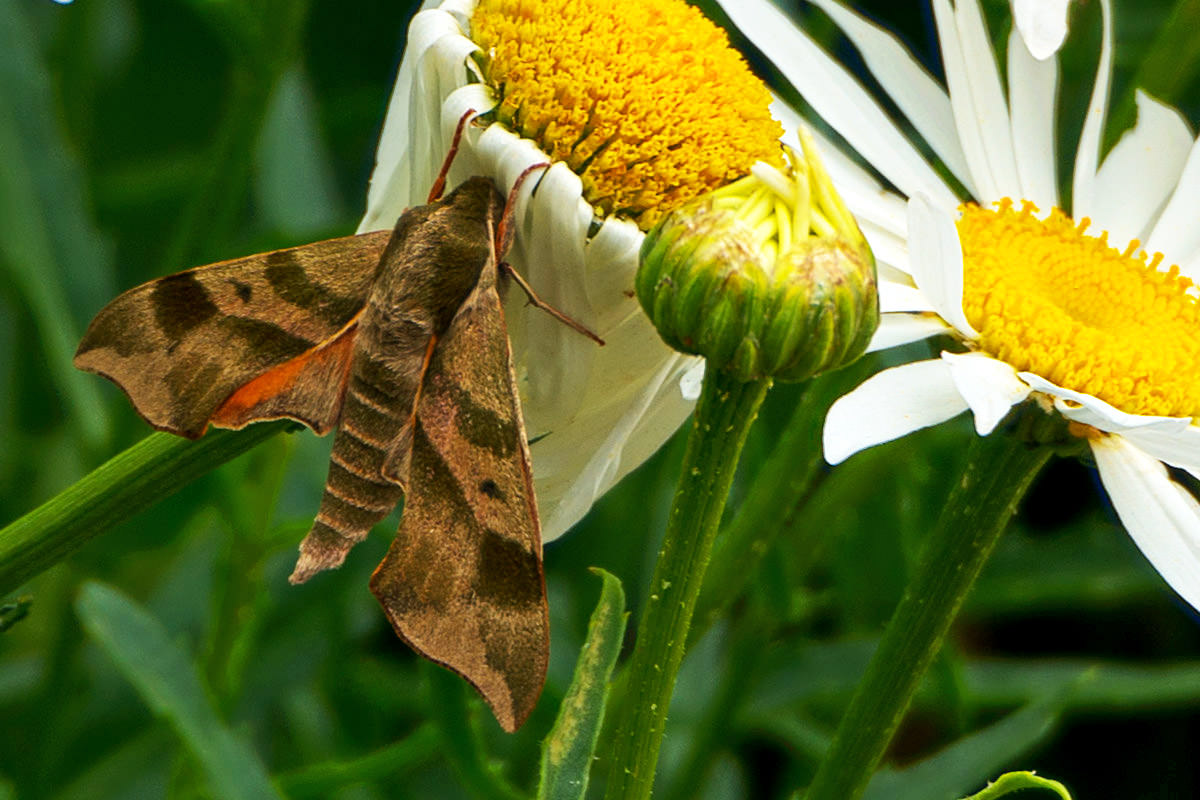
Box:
[635,132,879,383]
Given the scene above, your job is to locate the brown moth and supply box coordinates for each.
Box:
[74,124,599,732]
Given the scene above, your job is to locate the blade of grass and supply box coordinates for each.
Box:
[76,581,282,800]
[538,568,627,800]
[0,5,113,450]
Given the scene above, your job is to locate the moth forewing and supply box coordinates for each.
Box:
[369,245,547,734]
[73,230,391,438]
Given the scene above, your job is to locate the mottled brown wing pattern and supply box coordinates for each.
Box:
[369,257,548,733]
[289,179,504,583]
[74,231,390,437]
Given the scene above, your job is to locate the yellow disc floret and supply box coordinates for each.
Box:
[959,199,1200,418]
[470,0,782,229]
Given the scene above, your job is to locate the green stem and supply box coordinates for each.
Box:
[690,382,825,646]
[603,369,771,800]
[0,423,289,595]
[803,433,1052,800]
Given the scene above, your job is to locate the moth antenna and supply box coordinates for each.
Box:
[500,262,605,346]
[428,109,476,204]
[495,162,551,256]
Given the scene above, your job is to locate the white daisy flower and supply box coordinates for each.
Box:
[717,0,1200,610]
[360,0,782,540]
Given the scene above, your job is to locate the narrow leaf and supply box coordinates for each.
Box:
[861,676,1085,800]
[75,581,282,800]
[959,771,1072,800]
[0,4,113,448]
[538,568,628,800]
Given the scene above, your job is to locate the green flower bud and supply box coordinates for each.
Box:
[636,129,879,383]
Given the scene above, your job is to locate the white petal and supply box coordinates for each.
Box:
[1117,423,1200,478]
[878,280,936,314]
[535,354,698,540]
[941,351,1032,434]
[932,0,1021,202]
[679,361,704,402]
[1007,27,1060,211]
[907,195,979,337]
[1089,91,1195,251]
[1091,435,1200,613]
[1017,371,1191,434]
[806,0,974,193]
[861,221,910,276]
[1070,0,1113,222]
[1144,132,1200,272]
[359,9,483,233]
[717,0,959,208]
[823,359,969,464]
[865,313,953,353]
[1011,0,1070,60]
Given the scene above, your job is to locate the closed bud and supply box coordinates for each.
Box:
[636,129,879,382]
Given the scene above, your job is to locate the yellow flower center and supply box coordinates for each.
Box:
[958,199,1200,418]
[470,0,782,229]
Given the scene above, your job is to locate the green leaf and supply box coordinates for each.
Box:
[277,724,441,799]
[861,676,1084,800]
[0,3,113,449]
[538,568,627,800]
[255,67,346,237]
[74,581,282,800]
[959,771,1072,800]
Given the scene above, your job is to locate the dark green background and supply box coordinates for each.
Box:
[3,0,1200,797]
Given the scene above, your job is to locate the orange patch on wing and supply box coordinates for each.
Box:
[211,324,359,431]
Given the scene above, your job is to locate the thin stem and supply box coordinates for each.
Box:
[803,433,1052,800]
[0,424,290,595]
[603,369,771,800]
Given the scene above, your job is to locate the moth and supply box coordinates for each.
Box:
[74,120,600,732]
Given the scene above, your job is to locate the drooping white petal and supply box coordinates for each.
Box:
[865,313,953,353]
[907,195,979,337]
[1088,91,1195,251]
[717,0,959,208]
[823,359,969,464]
[535,354,699,540]
[1007,27,1060,211]
[1070,0,1113,222]
[1011,0,1071,60]
[1120,424,1200,479]
[1144,133,1200,272]
[806,0,974,193]
[1091,435,1200,613]
[932,0,1021,202]
[360,8,485,232]
[1018,371,1191,434]
[941,351,1032,434]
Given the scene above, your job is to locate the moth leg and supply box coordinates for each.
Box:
[427,109,476,204]
[500,264,605,346]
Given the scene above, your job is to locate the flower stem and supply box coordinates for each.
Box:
[0,424,290,595]
[604,368,771,800]
[803,433,1053,800]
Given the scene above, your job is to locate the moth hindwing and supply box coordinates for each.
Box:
[75,176,549,732]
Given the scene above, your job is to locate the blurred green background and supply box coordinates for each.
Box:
[3,0,1200,797]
